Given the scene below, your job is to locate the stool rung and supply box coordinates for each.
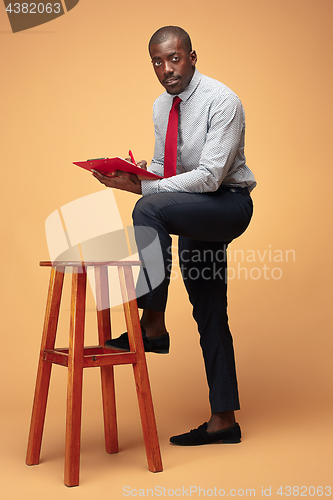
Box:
[83,352,137,368]
[53,346,105,355]
[43,348,137,368]
[43,350,68,366]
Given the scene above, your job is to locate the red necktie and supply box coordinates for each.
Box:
[164,96,181,178]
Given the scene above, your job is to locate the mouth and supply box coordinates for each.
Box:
[163,77,180,85]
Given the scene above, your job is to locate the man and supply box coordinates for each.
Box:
[93,26,256,446]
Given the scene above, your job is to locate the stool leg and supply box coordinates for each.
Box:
[95,265,118,454]
[118,265,163,473]
[64,268,86,487]
[26,266,65,466]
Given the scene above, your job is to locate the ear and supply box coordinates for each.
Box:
[190,50,197,66]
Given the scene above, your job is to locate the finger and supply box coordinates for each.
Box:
[137,161,147,170]
[93,169,114,179]
[92,169,103,180]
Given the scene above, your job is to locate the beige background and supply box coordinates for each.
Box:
[1,0,332,497]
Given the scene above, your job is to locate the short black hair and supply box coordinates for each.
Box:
[149,26,192,54]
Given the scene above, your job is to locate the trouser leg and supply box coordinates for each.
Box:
[133,201,173,311]
[179,238,240,412]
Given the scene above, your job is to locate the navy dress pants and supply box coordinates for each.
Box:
[132,186,253,413]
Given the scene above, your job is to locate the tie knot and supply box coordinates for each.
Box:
[172,96,181,109]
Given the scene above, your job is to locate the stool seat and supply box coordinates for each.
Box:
[26,260,163,487]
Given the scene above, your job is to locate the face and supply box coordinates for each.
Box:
[149,36,197,95]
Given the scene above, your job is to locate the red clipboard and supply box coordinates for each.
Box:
[73,157,162,180]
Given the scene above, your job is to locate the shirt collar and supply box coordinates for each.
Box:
[178,68,201,102]
[164,68,202,104]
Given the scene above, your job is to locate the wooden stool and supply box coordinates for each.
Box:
[26,261,163,487]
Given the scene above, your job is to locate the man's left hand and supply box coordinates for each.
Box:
[92,169,142,194]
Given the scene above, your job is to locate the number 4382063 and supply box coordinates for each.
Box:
[6,3,61,14]
[277,485,331,496]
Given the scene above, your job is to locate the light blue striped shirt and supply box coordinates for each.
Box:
[141,69,256,196]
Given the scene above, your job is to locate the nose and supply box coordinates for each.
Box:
[163,60,174,75]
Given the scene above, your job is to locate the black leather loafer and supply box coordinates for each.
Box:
[169,422,241,446]
[105,327,169,354]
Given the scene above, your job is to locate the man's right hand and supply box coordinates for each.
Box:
[125,158,148,170]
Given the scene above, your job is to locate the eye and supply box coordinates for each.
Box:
[153,60,162,67]
[172,56,180,62]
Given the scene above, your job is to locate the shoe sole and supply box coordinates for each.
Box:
[219,439,241,444]
[170,439,241,446]
[104,345,169,354]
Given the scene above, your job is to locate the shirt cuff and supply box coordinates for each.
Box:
[141,179,160,196]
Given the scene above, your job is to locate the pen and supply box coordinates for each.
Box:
[129,150,137,165]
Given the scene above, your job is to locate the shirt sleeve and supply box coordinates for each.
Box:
[141,93,245,195]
